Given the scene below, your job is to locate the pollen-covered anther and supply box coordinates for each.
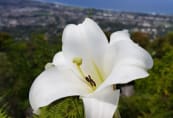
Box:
[85,75,96,87]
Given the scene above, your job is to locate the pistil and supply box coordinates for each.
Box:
[73,57,85,78]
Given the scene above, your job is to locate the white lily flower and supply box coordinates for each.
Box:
[29,18,153,118]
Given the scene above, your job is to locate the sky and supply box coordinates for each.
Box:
[40,0,173,15]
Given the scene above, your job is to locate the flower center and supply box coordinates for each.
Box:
[73,57,97,90]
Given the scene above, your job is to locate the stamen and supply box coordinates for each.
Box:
[92,62,104,83]
[85,75,96,87]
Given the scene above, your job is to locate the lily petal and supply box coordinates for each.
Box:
[104,30,152,77]
[97,65,149,92]
[99,30,153,91]
[82,87,120,118]
[52,51,72,69]
[29,67,89,114]
[52,51,69,68]
[109,30,153,69]
[62,18,108,80]
[62,18,108,62]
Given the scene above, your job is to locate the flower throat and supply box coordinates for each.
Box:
[73,57,96,89]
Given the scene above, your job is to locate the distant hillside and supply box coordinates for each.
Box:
[0,0,173,39]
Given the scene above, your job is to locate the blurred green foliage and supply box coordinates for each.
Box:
[34,97,84,118]
[0,32,62,117]
[0,108,10,118]
[0,31,173,118]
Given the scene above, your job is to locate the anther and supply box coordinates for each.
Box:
[85,75,96,87]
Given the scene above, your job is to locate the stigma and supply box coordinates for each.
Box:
[73,57,82,66]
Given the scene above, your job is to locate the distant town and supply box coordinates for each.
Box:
[0,0,173,39]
